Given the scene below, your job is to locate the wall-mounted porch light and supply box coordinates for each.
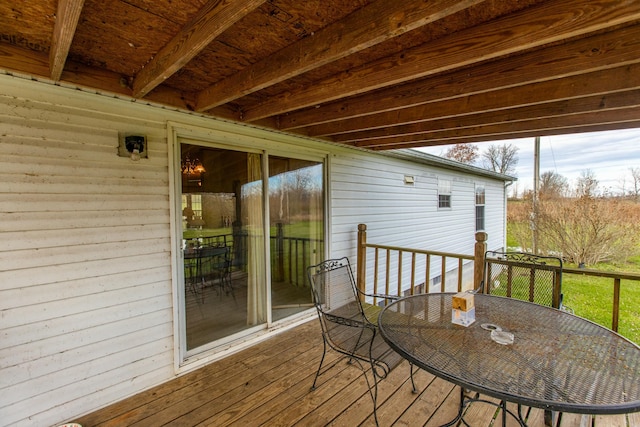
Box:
[118,134,147,161]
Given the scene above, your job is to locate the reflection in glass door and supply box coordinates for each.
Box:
[268,156,324,321]
[181,143,267,350]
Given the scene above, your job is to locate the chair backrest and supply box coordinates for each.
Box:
[199,245,231,280]
[482,251,563,309]
[307,257,364,320]
[307,258,403,380]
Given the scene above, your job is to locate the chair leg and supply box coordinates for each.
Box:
[224,272,235,299]
[198,276,206,303]
[368,361,381,427]
[409,363,418,393]
[372,378,380,427]
[311,339,328,391]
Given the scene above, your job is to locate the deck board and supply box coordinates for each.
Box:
[72,320,637,427]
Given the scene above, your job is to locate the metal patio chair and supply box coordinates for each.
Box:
[307,257,417,426]
[481,250,567,426]
[482,250,566,310]
[198,245,233,299]
[184,251,201,301]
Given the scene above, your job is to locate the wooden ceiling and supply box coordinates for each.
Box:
[1,0,639,150]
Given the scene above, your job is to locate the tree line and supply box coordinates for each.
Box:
[442,142,640,266]
[510,170,640,266]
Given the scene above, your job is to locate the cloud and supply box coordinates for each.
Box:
[415,128,640,194]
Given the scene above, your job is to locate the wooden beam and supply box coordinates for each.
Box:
[195,0,488,111]
[49,0,85,81]
[333,90,640,143]
[279,25,640,130]
[355,107,640,149]
[132,0,266,98]
[242,0,640,122]
[0,42,51,78]
[0,43,246,119]
[0,43,133,96]
[367,121,640,150]
[305,63,640,137]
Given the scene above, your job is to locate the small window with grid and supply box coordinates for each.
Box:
[475,185,485,231]
[438,179,452,208]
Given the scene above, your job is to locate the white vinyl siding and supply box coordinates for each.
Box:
[0,73,509,426]
[328,150,507,307]
[0,75,329,426]
[0,79,174,427]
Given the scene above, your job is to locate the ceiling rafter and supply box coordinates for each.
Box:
[333,89,640,144]
[132,0,266,98]
[242,0,640,123]
[49,0,85,81]
[371,122,640,150]
[278,25,640,131]
[305,63,640,137]
[194,0,489,112]
[351,99,640,147]
[360,111,640,150]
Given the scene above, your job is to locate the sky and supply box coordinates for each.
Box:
[416,128,640,197]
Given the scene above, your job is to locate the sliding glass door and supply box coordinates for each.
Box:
[181,144,267,350]
[268,156,324,321]
[179,141,324,352]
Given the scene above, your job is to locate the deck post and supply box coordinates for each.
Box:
[357,224,367,297]
[474,232,488,291]
[275,222,284,282]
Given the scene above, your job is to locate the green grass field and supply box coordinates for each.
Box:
[561,258,640,345]
[508,219,640,344]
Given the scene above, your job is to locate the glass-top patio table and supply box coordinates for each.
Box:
[378,293,640,426]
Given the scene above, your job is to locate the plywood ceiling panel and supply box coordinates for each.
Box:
[0,0,637,149]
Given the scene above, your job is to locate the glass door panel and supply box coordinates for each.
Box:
[181,143,267,351]
[268,156,324,321]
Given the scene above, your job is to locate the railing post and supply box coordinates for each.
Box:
[275,222,284,282]
[474,232,488,291]
[357,224,367,297]
[612,278,621,332]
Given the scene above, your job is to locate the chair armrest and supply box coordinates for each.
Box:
[359,290,400,301]
[323,312,375,330]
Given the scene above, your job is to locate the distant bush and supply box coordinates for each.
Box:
[508,197,640,266]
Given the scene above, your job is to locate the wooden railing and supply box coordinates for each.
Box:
[562,267,640,332]
[357,224,480,298]
[271,223,323,286]
[186,228,323,287]
[356,223,640,335]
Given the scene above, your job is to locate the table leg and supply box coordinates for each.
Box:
[440,387,528,427]
[544,409,562,427]
[440,386,466,427]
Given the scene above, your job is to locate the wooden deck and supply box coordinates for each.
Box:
[72,320,638,427]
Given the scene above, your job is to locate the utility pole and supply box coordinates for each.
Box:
[532,136,540,254]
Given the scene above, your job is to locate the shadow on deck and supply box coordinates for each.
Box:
[72,320,638,427]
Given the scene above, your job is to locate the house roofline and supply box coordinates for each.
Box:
[385,148,517,182]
